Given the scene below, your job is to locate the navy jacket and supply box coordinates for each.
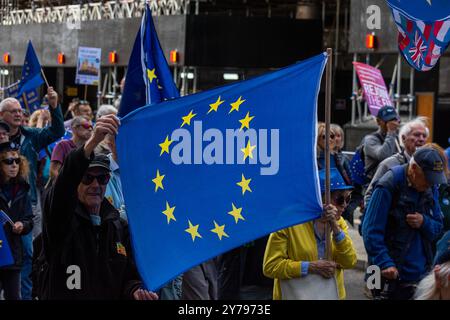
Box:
[363,165,443,282]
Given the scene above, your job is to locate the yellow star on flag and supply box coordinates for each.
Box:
[185,220,202,242]
[152,169,165,192]
[211,221,229,240]
[238,112,254,131]
[236,174,252,195]
[229,96,246,113]
[181,110,197,127]
[162,201,176,224]
[159,135,174,156]
[207,96,224,114]
[228,203,245,224]
[147,68,157,83]
[241,140,256,161]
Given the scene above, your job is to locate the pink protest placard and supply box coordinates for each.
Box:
[353,62,393,116]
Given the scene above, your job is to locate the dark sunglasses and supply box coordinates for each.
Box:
[1,157,21,165]
[321,134,336,140]
[81,173,110,185]
[334,194,351,206]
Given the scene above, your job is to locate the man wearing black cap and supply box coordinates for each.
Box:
[363,146,445,300]
[40,114,157,300]
[362,105,401,182]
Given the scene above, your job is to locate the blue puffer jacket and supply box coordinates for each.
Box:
[18,106,65,204]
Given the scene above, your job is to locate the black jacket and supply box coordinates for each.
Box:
[42,146,142,299]
[0,179,33,271]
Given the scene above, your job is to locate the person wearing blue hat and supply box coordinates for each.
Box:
[263,168,357,300]
[414,231,450,300]
[363,146,445,300]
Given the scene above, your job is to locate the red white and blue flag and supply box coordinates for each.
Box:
[387,0,450,71]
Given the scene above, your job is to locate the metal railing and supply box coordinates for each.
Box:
[1,0,190,25]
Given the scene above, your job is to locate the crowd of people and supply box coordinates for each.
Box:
[0,86,449,301]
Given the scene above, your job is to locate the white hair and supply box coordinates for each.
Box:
[414,262,450,300]
[0,97,20,112]
[96,104,117,119]
[399,116,429,148]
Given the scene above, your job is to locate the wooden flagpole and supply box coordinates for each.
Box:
[325,48,333,261]
[40,68,50,88]
[84,85,88,101]
[22,92,30,114]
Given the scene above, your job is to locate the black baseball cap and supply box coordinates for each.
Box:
[0,121,10,133]
[377,105,399,122]
[413,147,447,185]
[0,141,19,153]
[88,154,111,172]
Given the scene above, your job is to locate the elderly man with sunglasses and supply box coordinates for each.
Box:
[41,114,157,300]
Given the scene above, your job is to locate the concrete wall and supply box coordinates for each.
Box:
[0,15,186,67]
[349,0,399,54]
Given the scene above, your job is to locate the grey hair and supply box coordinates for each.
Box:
[0,97,20,112]
[399,117,429,148]
[96,104,117,119]
[414,262,450,300]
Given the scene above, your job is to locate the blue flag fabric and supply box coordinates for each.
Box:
[4,81,41,113]
[386,0,450,71]
[117,53,327,291]
[0,211,14,267]
[118,5,179,118]
[18,41,44,96]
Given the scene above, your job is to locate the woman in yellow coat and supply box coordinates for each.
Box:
[263,168,357,299]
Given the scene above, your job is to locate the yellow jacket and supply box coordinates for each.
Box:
[263,217,357,300]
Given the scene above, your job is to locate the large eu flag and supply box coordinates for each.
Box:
[118,4,179,118]
[117,53,327,291]
[386,0,450,71]
[17,40,44,96]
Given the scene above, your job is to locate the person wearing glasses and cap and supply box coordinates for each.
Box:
[263,168,357,300]
[363,146,446,300]
[40,114,157,300]
[0,141,33,300]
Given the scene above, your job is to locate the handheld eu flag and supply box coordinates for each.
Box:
[17,40,45,96]
[0,212,14,268]
[117,53,327,291]
[118,4,179,118]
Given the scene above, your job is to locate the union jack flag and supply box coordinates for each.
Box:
[387,1,450,71]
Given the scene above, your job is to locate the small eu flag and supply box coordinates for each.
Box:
[118,4,179,118]
[0,211,14,267]
[17,40,45,96]
[117,52,327,291]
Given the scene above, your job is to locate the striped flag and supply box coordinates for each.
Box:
[387,0,450,71]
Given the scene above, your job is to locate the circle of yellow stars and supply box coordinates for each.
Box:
[152,95,256,242]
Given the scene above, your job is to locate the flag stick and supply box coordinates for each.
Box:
[84,85,88,101]
[40,68,50,88]
[22,92,30,114]
[324,48,333,261]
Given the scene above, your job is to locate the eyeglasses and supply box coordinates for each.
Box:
[334,194,351,206]
[78,100,90,105]
[76,122,93,130]
[81,173,110,185]
[5,109,23,115]
[1,157,21,165]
